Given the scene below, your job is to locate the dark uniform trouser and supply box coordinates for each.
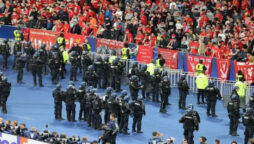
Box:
[229,116,239,134]
[197,89,205,103]
[111,75,121,91]
[17,69,23,82]
[86,107,93,126]
[245,127,254,144]
[152,86,159,102]
[93,112,102,129]
[102,73,109,89]
[51,69,59,84]
[3,55,8,68]
[120,114,129,132]
[184,128,194,144]
[32,69,42,85]
[13,56,17,69]
[160,94,168,110]
[1,95,8,113]
[26,58,30,72]
[104,110,110,124]
[207,100,216,115]
[82,66,88,81]
[132,114,142,131]
[66,103,76,121]
[42,63,47,75]
[79,102,85,120]
[97,71,103,88]
[54,101,62,119]
[70,66,77,81]
[179,91,187,108]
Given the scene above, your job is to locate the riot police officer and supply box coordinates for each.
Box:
[87,88,96,126]
[68,42,82,73]
[179,104,200,144]
[1,39,10,69]
[129,62,139,78]
[12,41,22,70]
[242,108,254,144]
[129,75,143,100]
[84,65,98,87]
[152,68,161,102]
[139,65,150,99]
[38,44,48,75]
[94,55,104,88]
[29,53,44,87]
[159,76,171,113]
[69,51,79,81]
[49,44,64,79]
[102,56,111,89]
[48,51,61,84]
[104,87,113,124]
[119,90,130,135]
[77,82,87,121]
[81,51,92,81]
[84,87,93,123]
[131,95,146,133]
[111,57,124,92]
[24,41,35,72]
[64,85,76,122]
[106,93,120,124]
[92,94,103,129]
[0,77,11,114]
[52,84,64,120]
[178,75,189,109]
[205,81,222,117]
[249,93,254,110]
[227,86,240,136]
[16,52,26,84]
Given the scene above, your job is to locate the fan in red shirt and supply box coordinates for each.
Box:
[189,38,199,54]
[11,12,19,26]
[73,2,81,15]
[140,14,148,26]
[149,33,157,47]
[55,20,63,32]
[63,21,70,33]
[135,31,145,45]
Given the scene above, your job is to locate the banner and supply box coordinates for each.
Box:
[29,29,59,50]
[234,62,254,85]
[96,38,124,56]
[137,45,153,64]
[0,132,47,144]
[217,59,230,80]
[186,55,212,76]
[158,48,178,69]
[64,33,86,49]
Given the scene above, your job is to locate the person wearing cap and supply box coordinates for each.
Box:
[205,80,222,117]
[178,74,189,109]
[227,86,240,136]
[234,77,247,112]
[195,66,208,104]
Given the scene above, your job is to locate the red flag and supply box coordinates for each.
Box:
[158,48,178,69]
[186,55,212,76]
[217,59,230,80]
[137,45,153,64]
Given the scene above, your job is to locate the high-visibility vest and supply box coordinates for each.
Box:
[196,73,208,90]
[109,56,117,64]
[62,51,69,63]
[156,59,161,67]
[84,43,91,52]
[195,63,203,75]
[13,30,22,41]
[57,37,64,46]
[147,63,156,76]
[234,81,246,97]
[236,74,243,82]
[121,48,129,59]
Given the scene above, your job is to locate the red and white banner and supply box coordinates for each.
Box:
[64,33,86,49]
[186,55,212,76]
[234,62,254,85]
[217,59,230,81]
[137,45,153,64]
[96,38,124,49]
[29,29,59,50]
[158,48,178,69]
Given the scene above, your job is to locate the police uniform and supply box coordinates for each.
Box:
[119,93,130,134]
[242,109,254,144]
[106,94,120,123]
[234,80,247,111]
[77,84,86,120]
[111,58,124,92]
[83,42,91,52]
[12,41,22,70]
[195,72,208,104]
[94,56,104,88]
[152,69,161,102]
[129,75,143,100]
[24,42,35,72]
[159,76,171,113]
[139,65,150,99]
[249,94,254,110]
[0,78,11,113]
[102,57,111,89]
[179,106,200,144]
[131,98,145,133]
[84,65,98,87]
[48,55,61,84]
[81,51,92,81]
[38,44,48,75]
[29,54,44,87]
[52,84,64,120]
[121,47,130,60]
[56,36,65,48]
[86,89,96,126]
[1,40,10,69]
[103,87,113,124]
[178,76,189,109]
[92,96,103,129]
[227,91,240,136]
[68,44,82,73]
[64,85,76,122]
[69,52,79,81]
[205,82,221,116]
[13,29,23,41]
[16,53,26,84]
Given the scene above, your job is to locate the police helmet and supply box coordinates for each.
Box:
[111,93,117,98]
[209,80,214,86]
[106,87,113,93]
[52,44,59,50]
[82,51,89,55]
[56,84,62,89]
[180,74,186,80]
[163,76,168,81]
[104,56,109,62]
[231,94,239,100]
[141,65,147,71]
[68,81,75,86]
[121,90,128,97]
[162,71,168,77]
[137,95,143,101]
[66,85,73,91]
[132,62,138,67]
[33,52,39,58]
[80,82,87,87]
[154,68,159,74]
[187,104,194,110]
[26,41,31,46]
[130,75,139,81]
[40,44,46,49]
[96,55,102,61]
[88,65,94,71]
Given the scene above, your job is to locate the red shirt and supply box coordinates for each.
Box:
[55,22,63,32]
[150,35,157,47]
[189,41,199,54]
[135,33,145,44]
[127,33,134,43]
[140,14,147,25]
[63,24,70,33]
[73,5,81,15]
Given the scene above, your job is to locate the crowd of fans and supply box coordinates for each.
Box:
[0,0,254,63]
[0,117,98,144]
